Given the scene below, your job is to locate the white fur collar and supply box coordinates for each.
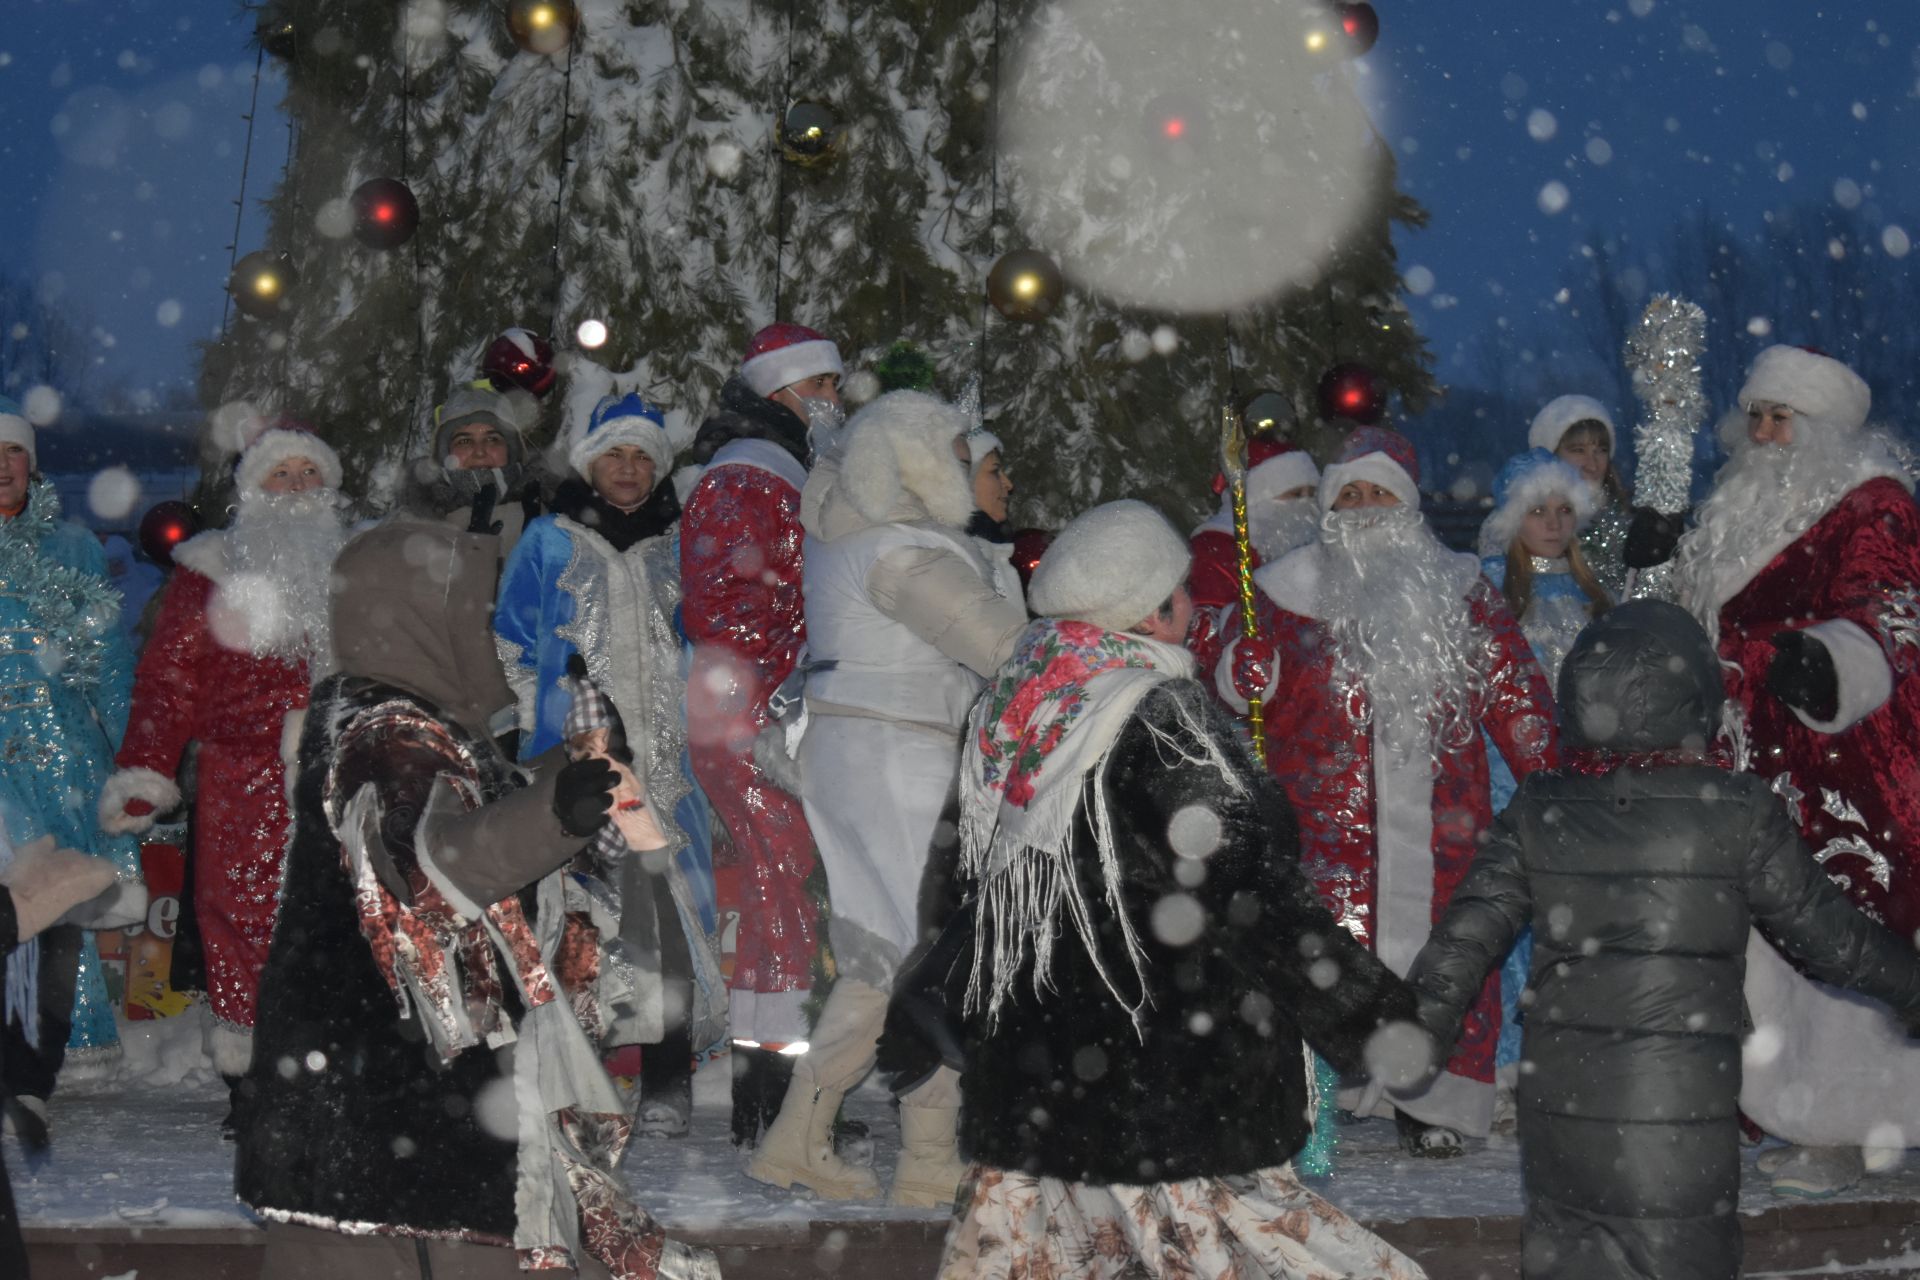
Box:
[709,437,807,493]
[170,528,232,584]
[1254,544,1321,617]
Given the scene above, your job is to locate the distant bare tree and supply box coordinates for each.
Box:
[0,270,97,403]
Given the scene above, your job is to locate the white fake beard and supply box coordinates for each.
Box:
[1317,503,1487,757]
[1673,421,1903,633]
[211,489,347,674]
[1250,496,1320,563]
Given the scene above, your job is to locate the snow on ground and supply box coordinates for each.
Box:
[12,1020,1920,1233]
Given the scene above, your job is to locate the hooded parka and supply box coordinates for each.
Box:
[1406,601,1920,1280]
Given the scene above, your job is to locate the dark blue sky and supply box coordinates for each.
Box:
[0,0,1914,403]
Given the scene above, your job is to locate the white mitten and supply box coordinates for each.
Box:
[1,837,121,942]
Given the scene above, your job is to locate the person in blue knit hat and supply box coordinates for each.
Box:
[494,391,725,1138]
[1476,447,1614,1124]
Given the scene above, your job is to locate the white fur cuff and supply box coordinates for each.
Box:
[99,767,181,835]
[1791,619,1894,734]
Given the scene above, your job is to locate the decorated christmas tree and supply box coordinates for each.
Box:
[202,0,1434,526]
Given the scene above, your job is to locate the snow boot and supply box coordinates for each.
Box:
[1395,1108,1464,1159]
[888,1104,966,1208]
[2,1095,48,1154]
[744,1071,881,1199]
[1771,1145,1864,1198]
[220,1073,248,1141]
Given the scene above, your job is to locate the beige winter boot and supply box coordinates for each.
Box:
[744,1068,882,1199]
[888,1103,967,1208]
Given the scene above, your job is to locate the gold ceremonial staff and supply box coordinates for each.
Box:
[1219,404,1267,766]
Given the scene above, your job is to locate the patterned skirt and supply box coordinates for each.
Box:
[938,1162,1427,1280]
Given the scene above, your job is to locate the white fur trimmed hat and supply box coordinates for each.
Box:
[231,417,343,499]
[1317,426,1421,515]
[567,392,674,487]
[741,322,843,399]
[1477,448,1600,558]
[836,391,976,528]
[963,427,1004,480]
[1028,499,1191,632]
[1738,344,1871,431]
[1246,444,1320,508]
[0,396,34,470]
[1528,394,1616,453]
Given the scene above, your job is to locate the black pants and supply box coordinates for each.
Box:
[0,924,81,1102]
[639,882,695,1103]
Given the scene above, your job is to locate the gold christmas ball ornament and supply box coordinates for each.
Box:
[228,251,298,321]
[986,250,1064,323]
[779,101,843,167]
[506,0,578,56]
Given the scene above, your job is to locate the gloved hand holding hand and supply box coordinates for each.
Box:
[1766,629,1839,722]
[1229,635,1279,703]
[0,836,119,942]
[553,756,618,837]
[1623,506,1686,569]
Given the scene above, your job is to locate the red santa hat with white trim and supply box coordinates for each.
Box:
[1212,436,1320,508]
[1317,426,1421,514]
[216,408,344,498]
[1738,344,1872,432]
[740,322,843,398]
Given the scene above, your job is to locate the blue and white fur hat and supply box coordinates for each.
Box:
[0,396,33,470]
[1477,448,1600,558]
[567,392,674,489]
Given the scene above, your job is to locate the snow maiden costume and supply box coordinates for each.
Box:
[495,393,725,1129]
[1477,448,1609,1078]
[1656,345,1920,1192]
[898,500,1430,1280]
[1529,394,1632,599]
[1407,602,1920,1280]
[0,399,143,1111]
[239,520,717,1280]
[679,324,837,1135]
[101,419,346,1091]
[1212,429,1559,1147]
[746,392,1026,1205]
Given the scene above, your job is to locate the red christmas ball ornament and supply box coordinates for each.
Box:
[1010,528,1055,594]
[138,501,201,568]
[1338,3,1380,56]
[483,327,558,397]
[1316,362,1387,425]
[350,177,419,250]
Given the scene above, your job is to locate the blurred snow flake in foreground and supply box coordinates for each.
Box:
[1537,181,1571,216]
[1882,226,1912,259]
[1000,0,1375,312]
[1363,1020,1434,1090]
[88,467,142,522]
[1526,109,1557,142]
[23,386,62,426]
[155,299,183,328]
[1743,1022,1784,1068]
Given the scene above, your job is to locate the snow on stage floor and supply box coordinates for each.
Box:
[12,1008,1920,1242]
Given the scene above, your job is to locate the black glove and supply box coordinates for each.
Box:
[1623,506,1685,569]
[517,480,544,531]
[1766,630,1839,723]
[467,481,503,536]
[552,756,618,837]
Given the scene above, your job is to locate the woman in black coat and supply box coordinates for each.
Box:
[1406,601,1920,1280]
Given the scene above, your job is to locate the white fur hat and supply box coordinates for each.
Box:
[234,424,343,498]
[1247,448,1320,508]
[1317,426,1421,515]
[963,427,1004,479]
[567,392,674,487]
[0,396,34,470]
[1477,449,1601,558]
[1028,500,1191,632]
[836,391,976,528]
[1738,345,1871,431]
[1528,394,1616,453]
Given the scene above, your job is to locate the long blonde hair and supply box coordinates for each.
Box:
[1504,535,1610,625]
[1560,419,1631,506]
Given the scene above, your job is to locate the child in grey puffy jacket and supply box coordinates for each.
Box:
[1405,600,1920,1280]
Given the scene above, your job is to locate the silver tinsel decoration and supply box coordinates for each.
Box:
[1623,294,1706,601]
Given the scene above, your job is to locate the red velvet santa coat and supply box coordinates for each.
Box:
[112,532,310,1067]
[1187,527,1260,612]
[680,439,820,1043]
[1696,476,1920,937]
[1212,549,1558,1135]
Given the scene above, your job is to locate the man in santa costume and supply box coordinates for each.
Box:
[680,322,841,1140]
[100,415,347,1131]
[1633,344,1920,1196]
[1188,436,1320,611]
[1215,426,1557,1153]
